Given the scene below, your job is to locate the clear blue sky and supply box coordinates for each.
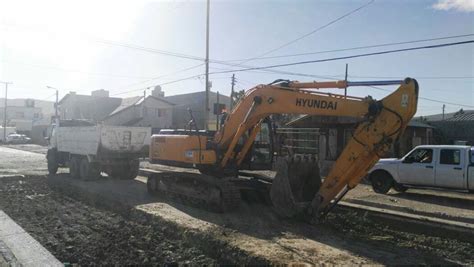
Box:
[0,0,473,116]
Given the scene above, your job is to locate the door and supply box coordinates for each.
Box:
[243,119,274,170]
[435,149,465,189]
[398,148,435,185]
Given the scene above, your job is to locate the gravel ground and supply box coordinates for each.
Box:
[0,176,217,265]
[1,145,473,264]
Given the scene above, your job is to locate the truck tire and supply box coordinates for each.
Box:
[370,170,393,194]
[392,182,408,193]
[69,156,80,179]
[79,158,100,181]
[127,159,140,180]
[47,149,59,175]
[120,159,140,180]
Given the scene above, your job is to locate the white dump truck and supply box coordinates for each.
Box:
[46,120,150,180]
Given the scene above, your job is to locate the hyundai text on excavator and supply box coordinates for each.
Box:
[146,78,419,221]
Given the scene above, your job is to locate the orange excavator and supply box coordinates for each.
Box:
[146,78,418,220]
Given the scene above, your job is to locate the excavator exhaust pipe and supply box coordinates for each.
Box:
[270,155,322,219]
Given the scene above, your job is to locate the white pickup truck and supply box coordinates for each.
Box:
[368,145,474,194]
[47,120,150,180]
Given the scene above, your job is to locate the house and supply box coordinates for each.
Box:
[284,115,434,175]
[58,89,122,122]
[0,99,44,135]
[103,87,174,130]
[421,109,474,145]
[165,91,231,130]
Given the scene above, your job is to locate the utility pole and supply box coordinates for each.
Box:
[344,64,348,98]
[204,0,210,130]
[143,89,147,118]
[442,104,446,120]
[1,81,12,142]
[230,74,235,111]
[216,91,220,131]
[55,89,58,119]
[47,86,59,123]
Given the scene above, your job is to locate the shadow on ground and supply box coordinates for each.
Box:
[44,173,472,265]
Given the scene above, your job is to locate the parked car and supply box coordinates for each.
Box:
[6,133,31,144]
[368,145,474,193]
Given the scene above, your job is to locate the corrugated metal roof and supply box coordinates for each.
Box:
[407,120,433,128]
[108,96,142,116]
[414,109,474,122]
[445,111,474,122]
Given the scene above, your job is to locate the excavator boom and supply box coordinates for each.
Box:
[148,78,419,220]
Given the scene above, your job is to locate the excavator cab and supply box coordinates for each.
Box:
[239,118,275,171]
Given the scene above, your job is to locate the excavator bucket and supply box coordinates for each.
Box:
[270,155,321,218]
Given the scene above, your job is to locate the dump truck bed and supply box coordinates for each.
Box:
[55,125,150,157]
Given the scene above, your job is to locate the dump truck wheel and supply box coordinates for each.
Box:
[79,158,100,181]
[112,160,140,180]
[370,170,393,194]
[125,159,139,180]
[47,149,59,175]
[147,174,158,195]
[69,156,80,179]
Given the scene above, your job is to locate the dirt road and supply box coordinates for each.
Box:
[1,145,473,264]
[0,146,48,176]
[0,176,219,265]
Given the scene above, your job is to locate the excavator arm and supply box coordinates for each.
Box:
[214,78,419,219]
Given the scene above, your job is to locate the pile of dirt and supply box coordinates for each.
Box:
[0,176,216,265]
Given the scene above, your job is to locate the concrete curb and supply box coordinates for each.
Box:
[0,211,62,266]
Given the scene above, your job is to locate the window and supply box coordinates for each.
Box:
[15,112,25,118]
[157,108,167,117]
[405,148,433,163]
[440,149,460,165]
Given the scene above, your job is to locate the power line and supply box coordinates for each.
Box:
[10,21,473,84]
[112,63,204,93]
[369,86,474,108]
[208,40,474,75]
[1,59,156,80]
[114,39,474,97]
[349,75,474,80]
[111,73,204,96]
[234,0,375,66]
[223,33,474,61]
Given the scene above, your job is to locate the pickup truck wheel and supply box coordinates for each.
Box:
[79,158,100,181]
[69,157,80,179]
[47,149,59,175]
[370,171,393,194]
[392,182,408,193]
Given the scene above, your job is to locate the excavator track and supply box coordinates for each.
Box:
[147,171,241,213]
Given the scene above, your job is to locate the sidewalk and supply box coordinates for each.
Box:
[0,210,62,266]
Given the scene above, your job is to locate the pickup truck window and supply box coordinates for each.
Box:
[405,148,433,163]
[439,149,461,165]
[470,148,474,164]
